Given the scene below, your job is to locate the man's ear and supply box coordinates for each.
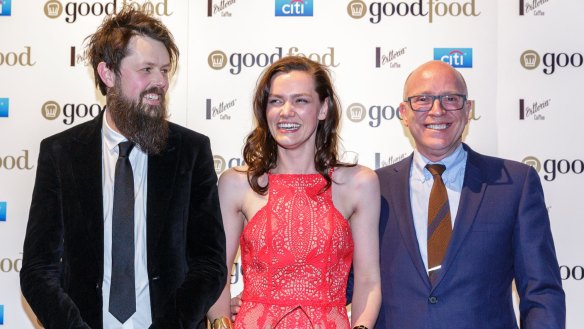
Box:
[399,102,409,127]
[97,62,116,88]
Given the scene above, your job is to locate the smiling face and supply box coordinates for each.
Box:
[98,35,171,154]
[266,70,328,152]
[399,61,471,162]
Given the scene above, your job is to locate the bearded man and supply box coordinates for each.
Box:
[20,8,227,329]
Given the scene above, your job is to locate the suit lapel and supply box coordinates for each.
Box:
[432,145,487,289]
[72,113,105,276]
[147,127,180,255]
[391,155,432,288]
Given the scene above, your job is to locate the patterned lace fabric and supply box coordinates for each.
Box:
[236,172,354,329]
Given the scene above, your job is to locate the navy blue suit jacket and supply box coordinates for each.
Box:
[373,144,565,329]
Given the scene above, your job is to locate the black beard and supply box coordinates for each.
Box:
[107,84,169,155]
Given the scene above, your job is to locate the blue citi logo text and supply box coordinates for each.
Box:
[434,48,472,68]
[0,98,8,117]
[0,304,4,324]
[0,0,11,16]
[275,0,313,16]
[0,202,5,221]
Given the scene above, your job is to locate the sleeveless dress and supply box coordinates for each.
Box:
[236,172,354,329]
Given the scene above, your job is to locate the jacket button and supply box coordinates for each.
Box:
[428,296,438,304]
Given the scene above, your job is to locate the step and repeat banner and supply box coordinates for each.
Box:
[0,0,582,327]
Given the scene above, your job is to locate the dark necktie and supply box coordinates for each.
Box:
[426,164,452,282]
[109,141,136,323]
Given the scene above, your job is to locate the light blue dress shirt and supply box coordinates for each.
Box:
[409,144,467,273]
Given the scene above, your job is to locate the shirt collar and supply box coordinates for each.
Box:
[412,144,467,183]
[102,109,129,154]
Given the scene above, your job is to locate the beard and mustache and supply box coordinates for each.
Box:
[107,82,169,155]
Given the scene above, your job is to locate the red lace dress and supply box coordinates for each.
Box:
[236,172,354,329]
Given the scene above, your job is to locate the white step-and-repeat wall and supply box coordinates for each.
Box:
[1,0,582,327]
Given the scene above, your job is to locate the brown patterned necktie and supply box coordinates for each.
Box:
[426,164,452,282]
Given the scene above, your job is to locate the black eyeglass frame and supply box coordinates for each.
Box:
[405,94,468,112]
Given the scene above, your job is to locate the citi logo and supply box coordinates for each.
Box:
[434,48,472,68]
[0,304,3,324]
[519,0,550,16]
[0,202,6,222]
[44,0,172,23]
[275,0,313,16]
[207,0,237,17]
[0,0,12,16]
[519,98,550,120]
[0,98,8,117]
[206,98,236,120]
[41,100,104,125]
[347,0,480,24]
[375,46,407,68]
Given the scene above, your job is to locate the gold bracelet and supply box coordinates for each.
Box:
[212,316,233,329]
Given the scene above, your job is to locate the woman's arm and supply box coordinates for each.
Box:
[206,168,247,325]
[346,166,381,328]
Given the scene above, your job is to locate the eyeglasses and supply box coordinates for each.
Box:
[406,94,467,112]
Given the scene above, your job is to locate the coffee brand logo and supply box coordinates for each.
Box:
[375,46,407,68]
[275,0,313,16]
[347,0,480,24]
[41,100,103,125]
[519,0,550,16]
[434,48,472,68]
[206,98,237,120]
[374,152,409,169]
[0,0,12,16]
[208,47,339,74]
[0,98,8,118]
[0,47,36,66]
[70,46,89,67]
[44,0,172,23]
[207,0,237,17]
[519,98,551,120]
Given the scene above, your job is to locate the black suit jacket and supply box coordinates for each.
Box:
[20,112,227,329]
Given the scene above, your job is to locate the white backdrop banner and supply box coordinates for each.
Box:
[0,0,581,328]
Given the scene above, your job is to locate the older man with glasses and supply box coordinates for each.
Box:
[371,60,565,329]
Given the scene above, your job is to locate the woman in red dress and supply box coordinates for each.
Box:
[207,56,381,329]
